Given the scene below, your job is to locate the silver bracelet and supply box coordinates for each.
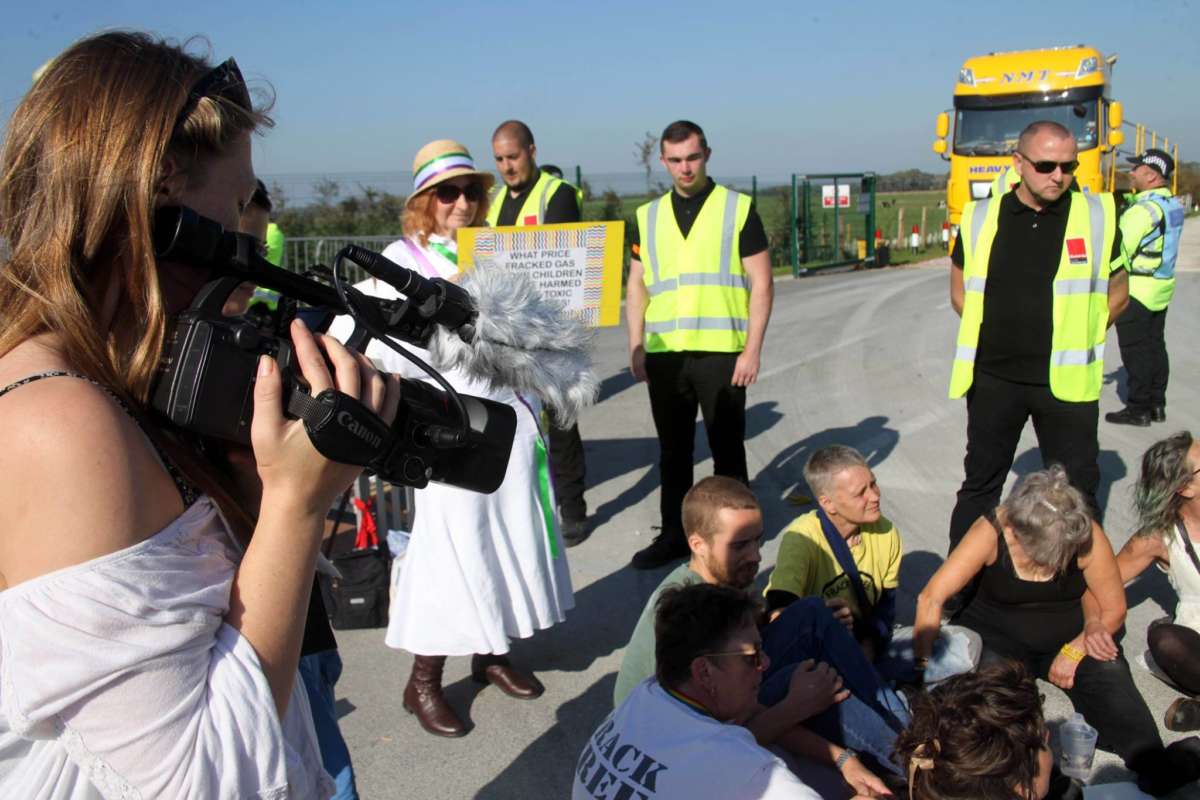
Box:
[836,748,858,771]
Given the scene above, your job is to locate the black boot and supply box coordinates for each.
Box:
[1151,406,1166,423]
[1106,406,1151,427]
[631,531,689,570]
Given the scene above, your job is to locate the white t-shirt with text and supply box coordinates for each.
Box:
[573,679,821,800]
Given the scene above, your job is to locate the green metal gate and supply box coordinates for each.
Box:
[789,173,877,276]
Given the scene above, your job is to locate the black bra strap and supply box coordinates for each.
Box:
[0,371,200,508]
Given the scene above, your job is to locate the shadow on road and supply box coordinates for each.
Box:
[754,416,901,539]
[474,674,617,799]
[586,401,785,529]
[1104,366,1129,406]
[596,368,638,403]
[1012,446,1128,521]
[895,550,946,626]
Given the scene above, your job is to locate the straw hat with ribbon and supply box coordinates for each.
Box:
[408,139,494,204]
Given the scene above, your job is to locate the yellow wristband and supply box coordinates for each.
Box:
[1060,644,1085,663]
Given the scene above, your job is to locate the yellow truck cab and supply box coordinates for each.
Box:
[932,46,1125,231]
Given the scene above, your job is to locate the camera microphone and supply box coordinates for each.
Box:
[340,246,476,343]
[427,266,597,428]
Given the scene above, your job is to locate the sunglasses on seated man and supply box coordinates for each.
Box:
[1017,151,1079,175]
[702,644,767,670]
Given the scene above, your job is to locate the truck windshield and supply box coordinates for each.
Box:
[954,102,1098,156]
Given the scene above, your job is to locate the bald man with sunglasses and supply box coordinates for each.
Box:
[946,120,1128,570]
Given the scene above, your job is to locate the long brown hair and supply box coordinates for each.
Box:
[0,31,272,404]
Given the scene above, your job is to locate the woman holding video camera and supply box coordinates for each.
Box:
[346,139,574,739]
[0,32,398,797]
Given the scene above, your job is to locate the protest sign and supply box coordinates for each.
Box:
[458,221,625,327]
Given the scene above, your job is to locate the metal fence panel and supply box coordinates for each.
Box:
[284,234,401,282]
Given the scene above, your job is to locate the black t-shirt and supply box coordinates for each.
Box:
[629,179,768,258]
[951,191,1124,385]
[494,176,581,226]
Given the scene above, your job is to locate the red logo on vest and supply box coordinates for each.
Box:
[1066,237,1088,265]
[524,215,538,225]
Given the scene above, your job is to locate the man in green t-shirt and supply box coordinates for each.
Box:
[613,477,904,796]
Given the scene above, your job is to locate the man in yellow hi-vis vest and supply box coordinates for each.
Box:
[487,121,592,547]
[1107,149,1185,427]
[626,120,775,570]
[947,121,1128,555]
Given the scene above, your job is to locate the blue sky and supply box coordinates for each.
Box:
[2,1,1198,181]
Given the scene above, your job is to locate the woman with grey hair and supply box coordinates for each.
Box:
[913,467,1196,795]
[1116,432,1200,731]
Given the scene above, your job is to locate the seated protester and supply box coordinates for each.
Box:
[614,477,903,797]
[766,445,978,683]
[1116,432,1200,731]
[914,466,1200,797]
[895,661,1061,800]
[576,584,825,800]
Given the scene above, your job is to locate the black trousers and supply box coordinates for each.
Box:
[548,416,587,522]
[645,351,748,541]
[1115,297,1169,412]
[977,644,1162,768]
[948,370,1100,549]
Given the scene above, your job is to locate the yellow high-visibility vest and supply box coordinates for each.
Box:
[635,185,752,353]
[485,171,578,226]
[950,191,1117,402]
[989,166,1019,197]
[1123,187,1183,312]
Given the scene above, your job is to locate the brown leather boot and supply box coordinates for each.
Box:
[403,655,468,737]
[471,654,544,699]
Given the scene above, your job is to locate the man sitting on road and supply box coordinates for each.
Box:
[614,476,904,796]
[577,584,826,799]
[766,445,979,684]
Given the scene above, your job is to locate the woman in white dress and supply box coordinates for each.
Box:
[365,140,574,738]
[0,33,397,798]
[1117,431,1200,730]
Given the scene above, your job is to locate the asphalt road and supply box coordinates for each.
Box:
[333,222,1200,799]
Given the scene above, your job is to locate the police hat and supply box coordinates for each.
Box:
[1126,148,1174,179]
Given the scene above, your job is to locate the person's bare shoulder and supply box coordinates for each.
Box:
[0,376,184,587]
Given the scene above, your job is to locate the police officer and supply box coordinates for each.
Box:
[488,121,592,546]
[947,120,1128,554]
[1106,149,1185,426]
[626,120,774,570]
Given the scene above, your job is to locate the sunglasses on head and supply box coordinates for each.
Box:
[1018,151,1079,175]
[173,58,251,135]
[434,182,484,204]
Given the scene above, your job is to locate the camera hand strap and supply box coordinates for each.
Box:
[287,388,393,469]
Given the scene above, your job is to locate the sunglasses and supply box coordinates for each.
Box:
[703,644,767,670]
[434,182,484,204]
[1017,151,1079,175]
[173,58,252,135]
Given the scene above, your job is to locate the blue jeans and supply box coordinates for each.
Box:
[299,650,358,800]
[760,598,909,776]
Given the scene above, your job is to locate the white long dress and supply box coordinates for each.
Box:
[0,497,334,799]
[331,235,574,656]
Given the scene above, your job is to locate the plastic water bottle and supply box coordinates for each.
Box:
[1059,712,1098,780]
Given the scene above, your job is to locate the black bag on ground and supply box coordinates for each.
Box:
[322,491,391,630]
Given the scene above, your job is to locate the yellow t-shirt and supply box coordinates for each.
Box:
[765,510,902,620]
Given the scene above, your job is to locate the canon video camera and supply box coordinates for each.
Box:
[150,206,514,494]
